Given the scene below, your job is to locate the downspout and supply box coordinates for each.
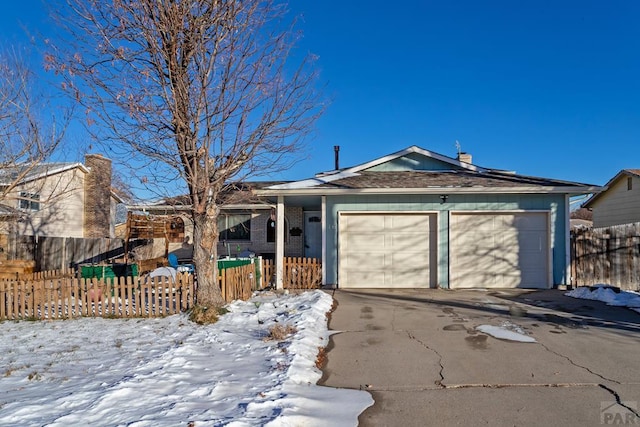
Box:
[275,195,285,290]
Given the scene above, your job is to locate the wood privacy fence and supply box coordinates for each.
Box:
[261,257,322,289]
[0,273,195,321]
[571,223,640,290]
[0,260,36,280]
[0,234,146,272]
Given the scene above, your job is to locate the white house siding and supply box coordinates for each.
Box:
[591,176,640,228]
[13,169,86,238]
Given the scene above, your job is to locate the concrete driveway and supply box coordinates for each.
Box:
[319,288,640,426]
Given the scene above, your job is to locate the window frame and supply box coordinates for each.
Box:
[218,212,252,241]
[19,191,41,211]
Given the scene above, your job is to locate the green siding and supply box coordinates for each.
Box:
[324,193,568,288]
[367,152,464,172]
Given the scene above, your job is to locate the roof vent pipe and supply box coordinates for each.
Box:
[334,145,340,170]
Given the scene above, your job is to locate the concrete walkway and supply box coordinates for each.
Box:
[319,289,640,426]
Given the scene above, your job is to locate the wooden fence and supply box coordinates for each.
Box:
[0,256,322,321]
[571,223,640,290]
[0,273,195,321]
[261,257,322,289]
[219,263,257,302]
[0,260,36,280]
[0,234,147,272]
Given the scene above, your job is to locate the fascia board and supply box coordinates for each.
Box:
[20,163,88,185]
[337,145,486,174]
[256,185,602,197]
[126,203,274,211]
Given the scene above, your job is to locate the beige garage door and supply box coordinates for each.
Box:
[450,212,550,289]
[338,213,437,288]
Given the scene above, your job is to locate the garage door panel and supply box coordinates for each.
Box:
[391,252,431,270]
[342,251,387,269]
[392,269,429,287]
[450,212,549,289]
[344,214,385,232]
[391,233,431,251]
[512,214,547,230]
[452,215,493,230]
[388,215,431,231]
[343,270,389,288]
[345,233,387,251]
[518,254,546,270]
[516,232,545,251]
[339,213,436,288]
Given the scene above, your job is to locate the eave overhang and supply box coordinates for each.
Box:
[255,185,602,197]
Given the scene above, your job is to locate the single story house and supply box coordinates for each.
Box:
[256,145,600,289]
[582,169,640,228]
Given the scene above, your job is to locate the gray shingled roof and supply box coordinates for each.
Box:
[0,162,80,185]
[311,170,590,190]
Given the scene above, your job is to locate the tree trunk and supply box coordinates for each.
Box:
[192,203,225,308]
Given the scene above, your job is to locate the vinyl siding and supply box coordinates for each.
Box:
[367,152,465,172]
[12,169,86,238]
[591,176,640,228]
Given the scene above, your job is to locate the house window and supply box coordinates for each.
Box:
[628,177,633,191]
[266,216,289,243]
[218,213,251,241]
[19,192,40,211]
[267,218,276,242]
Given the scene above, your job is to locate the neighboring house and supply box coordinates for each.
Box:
[0,154,121,239]
[582,169,640,228]
[256,145,599,290]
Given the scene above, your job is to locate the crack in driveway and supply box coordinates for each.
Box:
[405,330,445,387]
[537,340,621,385]
[598,384,640,419]
[358,382,602,392]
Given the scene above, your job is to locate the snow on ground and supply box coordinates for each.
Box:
[566,285,640,314]
[0,290,373,426]
[476,321,536,343]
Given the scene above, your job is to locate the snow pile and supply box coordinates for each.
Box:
[0,290,373,426]
[566,286,640,314]
[476,321,536,343]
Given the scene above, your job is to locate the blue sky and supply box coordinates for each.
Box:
[2,1,640,191]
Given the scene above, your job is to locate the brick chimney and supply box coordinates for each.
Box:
[84,154,112,238]
[457,152,472,164]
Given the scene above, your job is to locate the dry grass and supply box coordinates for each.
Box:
[315,346,328,370]
[189,305,228,325]
[264,323,297,341]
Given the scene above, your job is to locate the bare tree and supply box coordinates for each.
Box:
[0,49,70,221]
[571,207,593,221]
[48,0,322,307]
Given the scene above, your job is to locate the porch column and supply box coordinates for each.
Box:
[564,194,571,287]
[321,195,327,286]
[275,195,285,290]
